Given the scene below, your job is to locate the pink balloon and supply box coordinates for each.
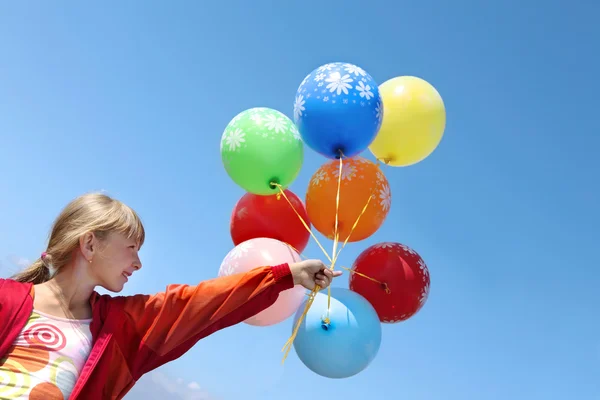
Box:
[218,237,306,326]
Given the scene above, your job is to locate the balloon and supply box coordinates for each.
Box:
[293,62,383,159]
[218,238,306,326]
[230,190,311,253]
[292,287,382,379]
[221,107,304,195]
[306,156,390,242]
[369,76,445,167]
[349,242,430,323]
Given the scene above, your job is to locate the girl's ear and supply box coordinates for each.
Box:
[78,232,96,263]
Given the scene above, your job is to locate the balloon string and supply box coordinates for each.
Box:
[339,266,391,294]
[282,155,344,364]
[332,194,373,262]
[283,244,389,294]
[271,183,332,264]
[280,175,377,365]
[281,286,318,362]
[331,155,343,268]
[324,155,344,323]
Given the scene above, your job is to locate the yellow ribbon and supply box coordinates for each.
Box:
[274,155,388,364]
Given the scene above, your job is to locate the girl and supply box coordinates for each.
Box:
[0,192,340,399]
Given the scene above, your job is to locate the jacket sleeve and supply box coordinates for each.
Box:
[115,264,294,378]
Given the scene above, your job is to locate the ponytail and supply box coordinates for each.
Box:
[11,253,57,284]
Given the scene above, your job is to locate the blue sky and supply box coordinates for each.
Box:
[1,1,599,399]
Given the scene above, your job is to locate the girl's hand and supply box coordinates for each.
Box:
[289,260,343,290]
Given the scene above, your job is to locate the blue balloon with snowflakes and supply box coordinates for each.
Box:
[293,62,383,159]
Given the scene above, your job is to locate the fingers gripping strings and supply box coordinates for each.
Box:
[273,155,389,364]
[284,251,392,298]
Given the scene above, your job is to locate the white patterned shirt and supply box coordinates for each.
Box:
[0,309,93,399]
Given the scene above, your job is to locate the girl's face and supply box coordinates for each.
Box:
[91,231,142,292]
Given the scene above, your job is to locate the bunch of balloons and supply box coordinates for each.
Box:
[219,61,445,379]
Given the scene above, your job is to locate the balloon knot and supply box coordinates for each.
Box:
[381,282,391,294]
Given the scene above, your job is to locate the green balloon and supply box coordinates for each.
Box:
[221,107,304,195]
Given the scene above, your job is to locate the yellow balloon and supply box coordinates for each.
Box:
[369,76,446,167]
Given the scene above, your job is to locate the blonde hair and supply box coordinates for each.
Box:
[12,192,145,284]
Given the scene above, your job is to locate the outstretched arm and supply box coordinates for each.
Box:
[115,263,294,378]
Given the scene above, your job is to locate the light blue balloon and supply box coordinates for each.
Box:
[293,62,383,159]
[292,287,382,379]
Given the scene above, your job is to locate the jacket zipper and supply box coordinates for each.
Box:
[69,331,113,399]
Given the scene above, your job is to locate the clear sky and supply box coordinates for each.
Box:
[1,1,599,399]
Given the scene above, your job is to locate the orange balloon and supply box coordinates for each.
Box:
[306,156,391,242]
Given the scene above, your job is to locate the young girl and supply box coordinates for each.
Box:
[0,192,340,400]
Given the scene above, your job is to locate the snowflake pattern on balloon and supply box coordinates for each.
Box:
[219,241,255,276]
[360,241,431,321]
[418,258,429,279]
[224,128,246,152]
[375,101,383,120]
[310,156,391,219]
[293,62,383,127]
[235,206,248,220]
[310,156,384,188]
[227,241,253,261]
[419,283,430,306]
[218,260,239,277]
[307,156,391,231]
[332,163,357,182]
[375,173,391,213]
[221,108,301,156]
[293,95,305,121]
[371,242,397,251]
[310,169,329,186]
[378,184,391,211]
[397,244,414,256]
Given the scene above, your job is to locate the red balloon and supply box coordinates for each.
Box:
[230,190,311,253]
[349,242,430,323]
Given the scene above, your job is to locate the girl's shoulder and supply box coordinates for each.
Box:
[0,278,33,299]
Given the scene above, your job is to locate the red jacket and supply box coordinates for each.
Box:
[0,264,293,399]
